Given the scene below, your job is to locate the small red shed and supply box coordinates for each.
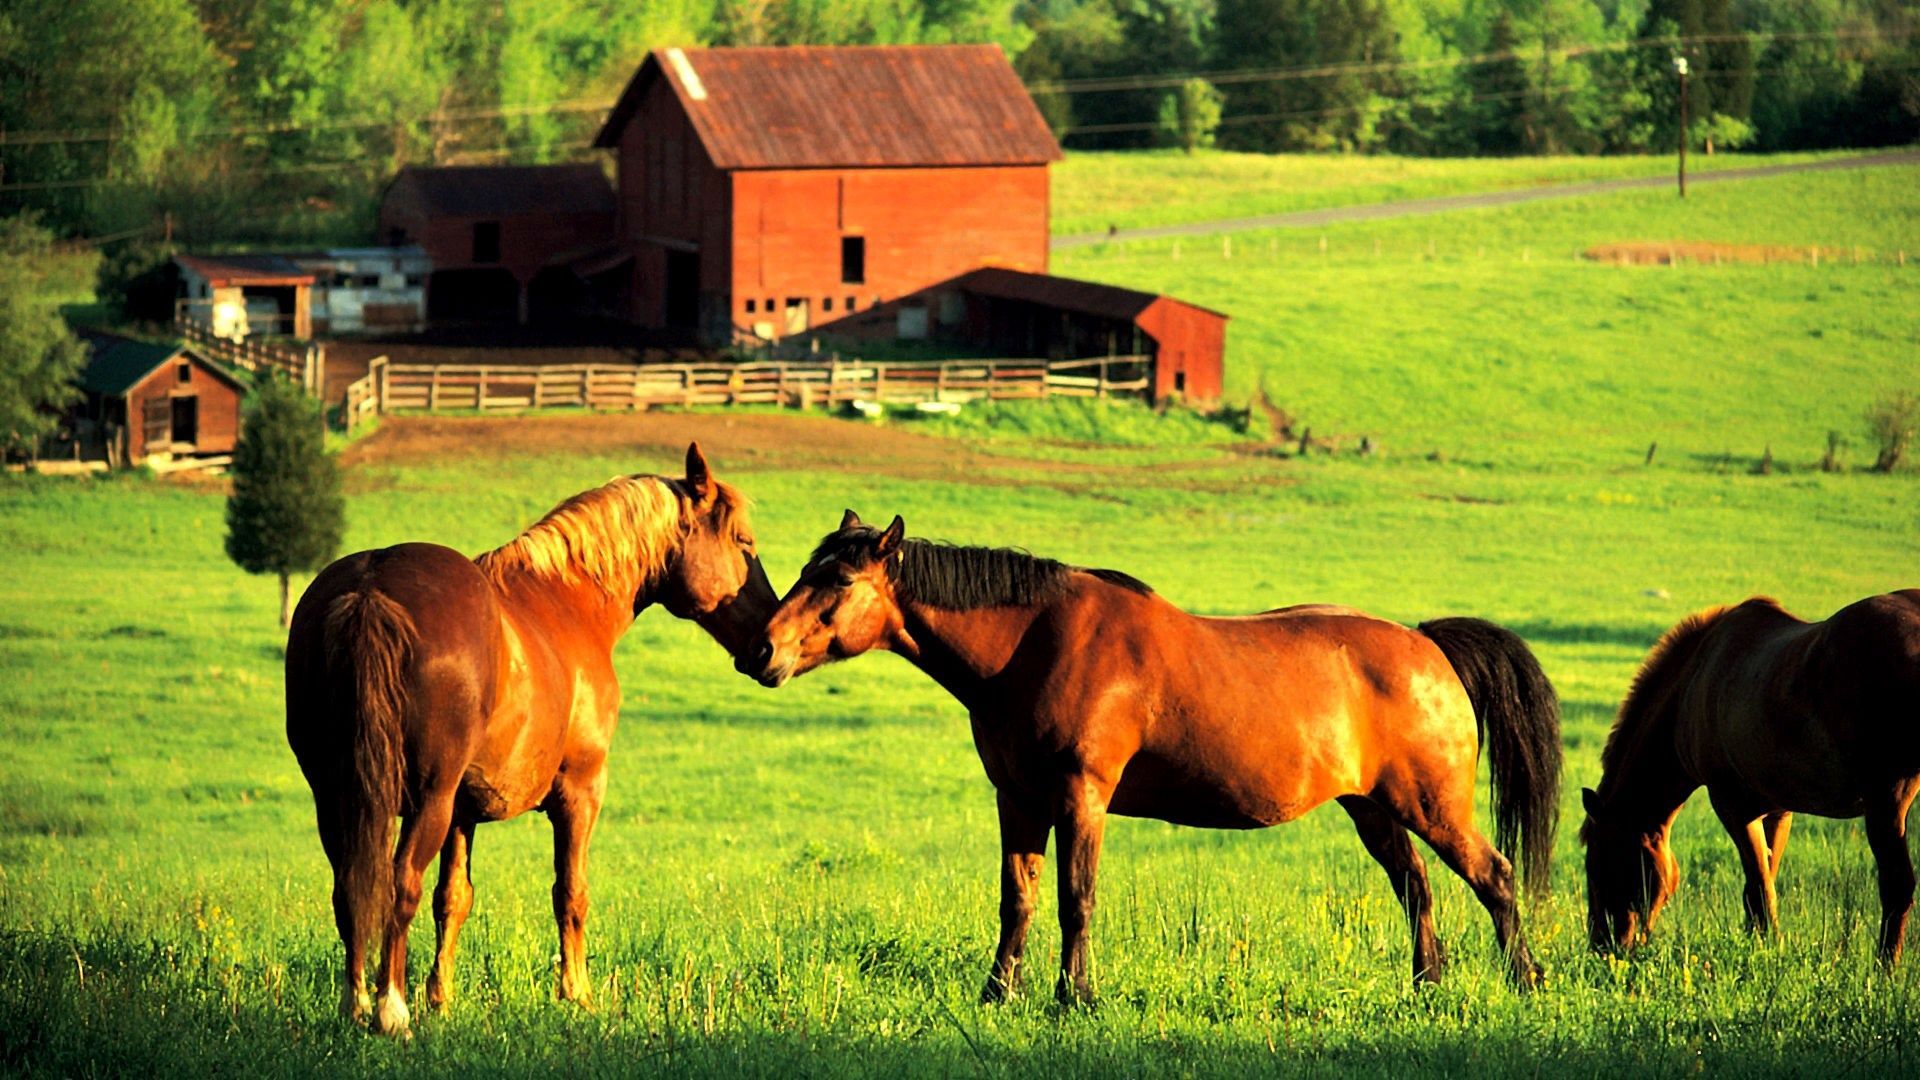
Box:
[593,45,1061,344]
[379,164,616,323]
[74,332,247,466]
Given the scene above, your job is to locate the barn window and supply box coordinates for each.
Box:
[745,299,756,314]
[764,297,774,312]
[176,361,191,384]
[357,274,380,287]
[841,237,865,285]
[388,227,407,246]
[822,297,834,313]
[1175,371,1187,393]
[473,222,501,264]
[845,296,856,311]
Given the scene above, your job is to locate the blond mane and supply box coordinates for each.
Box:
[476,475,741,600]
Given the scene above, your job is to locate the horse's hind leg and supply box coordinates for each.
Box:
[1764,812,1792,881]
[1407,814,1540,989]
[1866,783,1919,966]
[1338,796,1445,984]
[315,792,373,1024]
[373,789,456,1037]
[982,789,1050,1003]
[426,821,476,1011]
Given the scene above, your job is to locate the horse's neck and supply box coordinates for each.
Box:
[1600,711,1697,836]
[490,569,632,654]
[900,599,1045,706]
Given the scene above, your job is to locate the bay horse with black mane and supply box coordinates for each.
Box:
[742,512,1562,1002]
[286,444,773,1036]
[1581,591,1920,962]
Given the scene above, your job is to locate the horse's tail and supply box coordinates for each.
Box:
[322,588,416,958]
[1418,617,1562,899]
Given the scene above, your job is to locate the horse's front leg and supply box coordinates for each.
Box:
[1708,789,1778,935]
[1865,784,1919,966]
[548,766,607,1003]
[426,821,477,1010]
[1053,771,1113,1007]
[982,789,1050,1003]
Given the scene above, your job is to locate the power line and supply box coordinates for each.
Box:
[1028,26,1915,96]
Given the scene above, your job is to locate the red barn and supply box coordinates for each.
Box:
[379,165,616,323]
[593,45,1060,345]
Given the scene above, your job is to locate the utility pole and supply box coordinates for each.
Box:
[1674,54,1690,198]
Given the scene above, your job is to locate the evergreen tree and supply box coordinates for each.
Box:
[225,376,346,629]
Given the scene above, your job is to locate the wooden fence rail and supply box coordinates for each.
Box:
[175,317,324,392]
[342,356,1148,425]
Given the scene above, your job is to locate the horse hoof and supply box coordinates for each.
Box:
[1512,961,1546,993]
[374,990,412,1038]
[1052,978,1097,1012]
[981,974,1017,1004]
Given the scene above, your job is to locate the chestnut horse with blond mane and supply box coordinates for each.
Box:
[743,512,1562,1002]
[286,444,773,1036]
[1581,590,1920,962]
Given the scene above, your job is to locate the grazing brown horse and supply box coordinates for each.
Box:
[286,444,773,1036]
[1582,591,1920,962]
[742,512,1563,1002]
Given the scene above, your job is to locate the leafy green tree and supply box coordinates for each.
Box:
[1159,77,1225,151]
[1467,11,1532,154]
[225,375,346,628]
[1214,0,1400,151]
[0,217,98,460]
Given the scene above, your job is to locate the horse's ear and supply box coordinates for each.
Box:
[876,515,905,555]
[685,442,715,504]
[840,508,862,531]
[1582,787,1603,819]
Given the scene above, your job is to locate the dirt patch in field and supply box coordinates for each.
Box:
[1583,241,1856,266]
[339,412,1284,496]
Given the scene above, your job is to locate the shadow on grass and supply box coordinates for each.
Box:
[3,926,1916,1078]
[1506,619,1665,650]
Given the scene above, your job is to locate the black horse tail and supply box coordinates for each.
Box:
[1419,617,1562,900]
[323,588,415,961]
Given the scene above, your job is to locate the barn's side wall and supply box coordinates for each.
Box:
[125,357,244,460]
[615,79,733,338]
[1139,299,1226,403]
[730,165,1049,343]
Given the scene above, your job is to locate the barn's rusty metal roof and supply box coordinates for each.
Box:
[593,45,1062,169]
[174,253,315,288]
[384,164,615,218]
[953,268,1230,323]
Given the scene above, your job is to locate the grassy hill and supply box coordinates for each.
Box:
[1050,148,1882,236]
[1,155,1917,1075]
[1056,164,1920,470]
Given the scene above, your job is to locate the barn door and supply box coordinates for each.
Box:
[142,396,171,453]
[664,251,699,329]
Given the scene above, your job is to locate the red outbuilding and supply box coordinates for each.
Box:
[379,164,616,324]
[593,45,1061,346]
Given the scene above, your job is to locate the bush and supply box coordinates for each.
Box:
[225,376,346,626]
[1865,390,1919,473]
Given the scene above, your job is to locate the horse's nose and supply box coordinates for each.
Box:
[746,636,774,675]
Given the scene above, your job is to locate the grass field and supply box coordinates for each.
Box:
[3,157,1918,1076]
[1049,148,1878,236]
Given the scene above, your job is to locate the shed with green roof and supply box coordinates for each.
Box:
[71,332,247,466]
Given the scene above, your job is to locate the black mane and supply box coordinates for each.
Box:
[809,529,1152,611]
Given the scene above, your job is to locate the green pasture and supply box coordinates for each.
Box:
[1056,164,1920,471]
[1050,148,1878,237]
[3,159,1919,1075]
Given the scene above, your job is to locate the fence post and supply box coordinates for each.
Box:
[376,357,390,415]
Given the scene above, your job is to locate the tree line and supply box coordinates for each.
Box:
[0,0,1915,249]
